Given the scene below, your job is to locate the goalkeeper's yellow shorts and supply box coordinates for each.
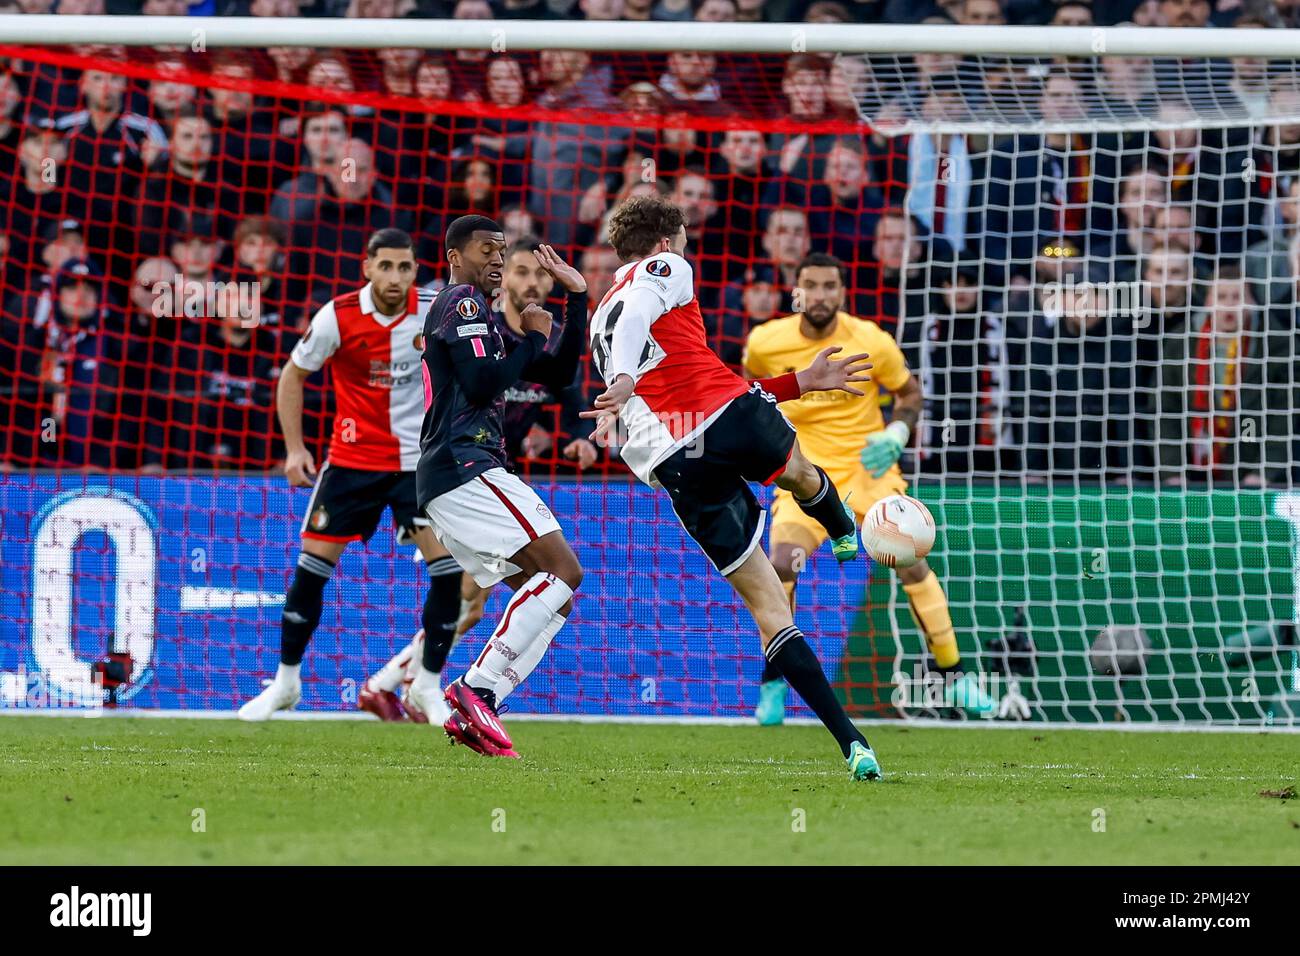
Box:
[769,462,907,551]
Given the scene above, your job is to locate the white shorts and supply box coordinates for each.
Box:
[423,467,563,587]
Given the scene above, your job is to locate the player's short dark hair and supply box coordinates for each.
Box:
[366,228,415,258]
[795,252,847,285]
[506,235,543,259]
[607,195,688,262]
[445,214,503,253]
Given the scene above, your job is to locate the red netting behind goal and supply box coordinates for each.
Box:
[0,43,904,717]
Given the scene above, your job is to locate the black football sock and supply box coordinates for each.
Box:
[281,552,336,665]
[761,660,784,683]
[795,467,854,539]
[766,626,868,758]
[421,556,463,674]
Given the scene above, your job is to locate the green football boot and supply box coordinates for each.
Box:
[830,500,859,563]
[754,679,788,726]
[847,741,883,781]
[944,672,999,719]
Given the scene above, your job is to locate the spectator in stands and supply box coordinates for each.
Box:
[670,168,725,295]
[467,56,530,177]
[496,237,598,473]
[206,55,284,195]
[981,69,1122,278]
[1096,41,1158,120]
[1153,204,1213,280]
[905,257,1010,476]
[709,128,773,265]
[577,242,620,312]
[1091,161,1165,285]
[1158,264,1296,487]
[693,0,738,18]
[140,59,198,130]
[1250,80,1300,240]
[858,207,932,329]
[770,55,839,183]
[1245,174,1300,308]
[716,265,781,370]
[495,205,536,250]
[1158,0,1209,27]
[1224,14,1273,121]
[231,216,297,339]
[426,157,502,257]
[529,50,626,246]
[1005,245,1139,482]
[767,136,885,265]
[167,282,285,471]
[126,255,184,472]
[1049,0,1091,24]
[874,73,977,250]
[42,258,123,470]
[377,57,461,259]
[139,107,249,257]
[0,71,22,183]
[957,0,1005,24]
[267,46,312,87]
[56,66,167,288]
[166,211,228,321]
[6,131,70,283]
[1140,247,1198,380]
[658,51,724,111]
[1146,95,1254,254]
[377,47,422,97]
[757,206,811,305]
[274,136,402,311]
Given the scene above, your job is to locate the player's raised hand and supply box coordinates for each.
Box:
[532,243,588,294]
[521,302,554,340]
[284,446,317,488]
[797,346,874,396]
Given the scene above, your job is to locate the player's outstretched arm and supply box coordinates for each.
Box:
[796,346,874,396]
[751,347,874,403]
[277,360,317,487]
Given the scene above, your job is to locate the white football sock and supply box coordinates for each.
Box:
[464,573,572,697]
[372,630,423,693]
[495,610,566,704]
[276,662,301,686]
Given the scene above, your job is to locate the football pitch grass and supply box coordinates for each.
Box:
[2,717,1296,866]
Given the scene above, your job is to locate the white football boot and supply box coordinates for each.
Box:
[237,675,301,721]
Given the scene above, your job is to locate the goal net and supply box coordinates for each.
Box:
[0,19,1296,725]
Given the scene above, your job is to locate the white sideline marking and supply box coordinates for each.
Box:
[0,709,1297,733]
[179,586,285,610]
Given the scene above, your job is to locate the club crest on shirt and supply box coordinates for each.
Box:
[646,259,671,278]
[536,502,553,520]
[309,506,329,530]
[456,297,481,319]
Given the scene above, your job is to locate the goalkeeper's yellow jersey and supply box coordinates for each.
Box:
[742,311,912,473]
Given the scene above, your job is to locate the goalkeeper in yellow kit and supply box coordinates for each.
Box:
[742,252,996,723]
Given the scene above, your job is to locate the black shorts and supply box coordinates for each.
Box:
[300,464,427,544]
[652,384,797,575]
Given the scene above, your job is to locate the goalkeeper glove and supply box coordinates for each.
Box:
[860,421,909,478]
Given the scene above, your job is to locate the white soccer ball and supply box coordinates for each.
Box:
[860,495,936,569]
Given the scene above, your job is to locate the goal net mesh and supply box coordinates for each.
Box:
[0,34,1296,724]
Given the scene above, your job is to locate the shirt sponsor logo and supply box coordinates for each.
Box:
[456,298,481,319]
[457,322,489,337]
[646,259,671,278]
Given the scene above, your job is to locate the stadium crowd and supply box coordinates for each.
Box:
[0,0,1298,485]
